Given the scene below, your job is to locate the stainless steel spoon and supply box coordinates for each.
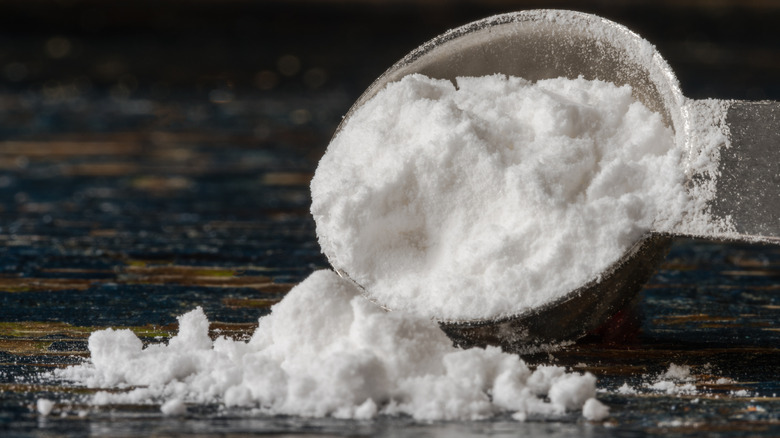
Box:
[329,10,780,352]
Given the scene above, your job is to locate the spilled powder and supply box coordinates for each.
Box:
[55,270,601,421]
[661,363,693,381]
[647,363,698,395]
[611,363,754,398]
[311,74,695,320]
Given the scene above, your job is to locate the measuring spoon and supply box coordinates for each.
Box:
[330,10,780,352]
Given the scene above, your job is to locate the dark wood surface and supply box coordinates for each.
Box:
[0,1,778,436]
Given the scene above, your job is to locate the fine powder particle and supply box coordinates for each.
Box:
[582,398,610,421]
[311,74,691,320]
[36,398,54,416]
[54,270,601,421]
[160,399,187,416]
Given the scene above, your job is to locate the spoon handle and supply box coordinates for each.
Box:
[706,100,780,242]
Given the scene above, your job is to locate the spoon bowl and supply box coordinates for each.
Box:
[328,10,780,351]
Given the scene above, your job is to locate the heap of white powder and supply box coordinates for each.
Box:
[311,73,692,320]
[55,270,603,421]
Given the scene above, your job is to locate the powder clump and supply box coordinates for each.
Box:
[582,398,610,421]
[36,398,54,416]
[311,73,688,320]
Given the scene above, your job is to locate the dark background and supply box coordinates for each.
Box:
[0,0,779,106]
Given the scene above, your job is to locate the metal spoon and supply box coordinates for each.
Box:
[329,10,780,352]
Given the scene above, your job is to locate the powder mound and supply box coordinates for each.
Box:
[311,74,687,320]
[54,270,598,421]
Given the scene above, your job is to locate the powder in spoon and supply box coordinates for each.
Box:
[311,73,689,320]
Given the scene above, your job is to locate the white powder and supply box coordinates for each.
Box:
[616,382,637,395]
[582,398,610,421]
[160,399,187,416]
[649,380,698,396]
[55,270,599,421]
[646,363,698,395]
[678,99,735,236]
[661,363,692,381]
[36,398,54,416]
[311,74,692,320]
[614,364,753,399]
[51,74,708,420]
